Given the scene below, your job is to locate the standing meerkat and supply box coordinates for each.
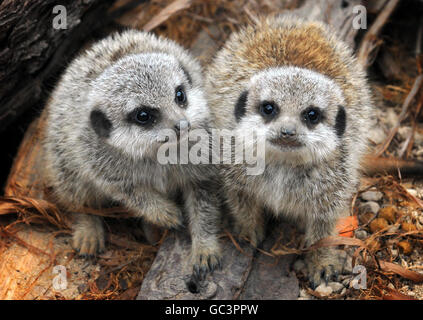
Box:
[42,30,222,280]
[206,16,373,287]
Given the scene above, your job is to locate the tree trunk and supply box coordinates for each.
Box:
[0,0,118,132]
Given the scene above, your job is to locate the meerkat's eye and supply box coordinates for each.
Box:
[175,86,187,106]
[136,110,152,124]
[260,102,278,118]
[128,107,159,127]
[303,107,321,125]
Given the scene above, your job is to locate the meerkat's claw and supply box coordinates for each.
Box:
[306,249,343,289]
[73,231,106,257]
[188,252,222,293]
[72,215,106,257]
[191,250,222,283]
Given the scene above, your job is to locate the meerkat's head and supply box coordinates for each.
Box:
[234,66,347,166]
[86,52,208,160]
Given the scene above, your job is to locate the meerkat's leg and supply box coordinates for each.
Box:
[141,221,162,245]
[184,185,222,281]
[228,189,265,247]
[303,213,344,288]
[72,213,105,257]
[113,187,183,230]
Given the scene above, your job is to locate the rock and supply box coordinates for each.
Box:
[398,127,411,140]
[368,127,386,145]
[359,212,374,225]
[328,282,344,293]
[387,283,395,290]
[401,222,417,232]
[419,216,423,225]
[361,191,383,202]
[359,201,380,214]
[341,288,347,295]
[293,259,306,274]
[398,127,423,145]
[343,256,353,274]
[354,230,368,240]
[379,207,397,223]
[315,283,333,297]
[370,218,389,233]
[397,241,413,255]
[137,229,300,300]
[407,189,418,197]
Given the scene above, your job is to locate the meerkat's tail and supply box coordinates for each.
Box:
[363,155,423,177]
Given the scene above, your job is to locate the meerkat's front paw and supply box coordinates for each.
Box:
[235,222,265,247]
[148,199,183,230]
[191,245,222,282]
[72,215,105,257]
[305,248,345,289]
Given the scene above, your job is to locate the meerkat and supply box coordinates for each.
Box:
[42,30,222,281]
[205,16,373,287]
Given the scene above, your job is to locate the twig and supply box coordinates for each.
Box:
[357,0,400,68]
[142,0,192,32]
[375,74,423,156]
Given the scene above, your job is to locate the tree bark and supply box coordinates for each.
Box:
[0,0,118,132]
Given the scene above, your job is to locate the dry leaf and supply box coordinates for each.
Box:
[379,261,423,282]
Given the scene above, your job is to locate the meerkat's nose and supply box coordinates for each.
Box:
[174,119,191,132]
[280,125,296,137]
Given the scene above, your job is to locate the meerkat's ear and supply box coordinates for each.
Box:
[90,109,112,138]
[180,64,192,85]
[335,105,346,137]
[234,90,248,122]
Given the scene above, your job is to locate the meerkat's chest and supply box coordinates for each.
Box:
[245,165,332,215]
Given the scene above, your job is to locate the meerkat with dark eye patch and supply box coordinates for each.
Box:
[205,16,373,288]
[42,30,222,281]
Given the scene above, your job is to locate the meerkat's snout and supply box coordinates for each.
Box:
[280,124,296,138]
[174,119,191,134]
[270,121,303,149]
